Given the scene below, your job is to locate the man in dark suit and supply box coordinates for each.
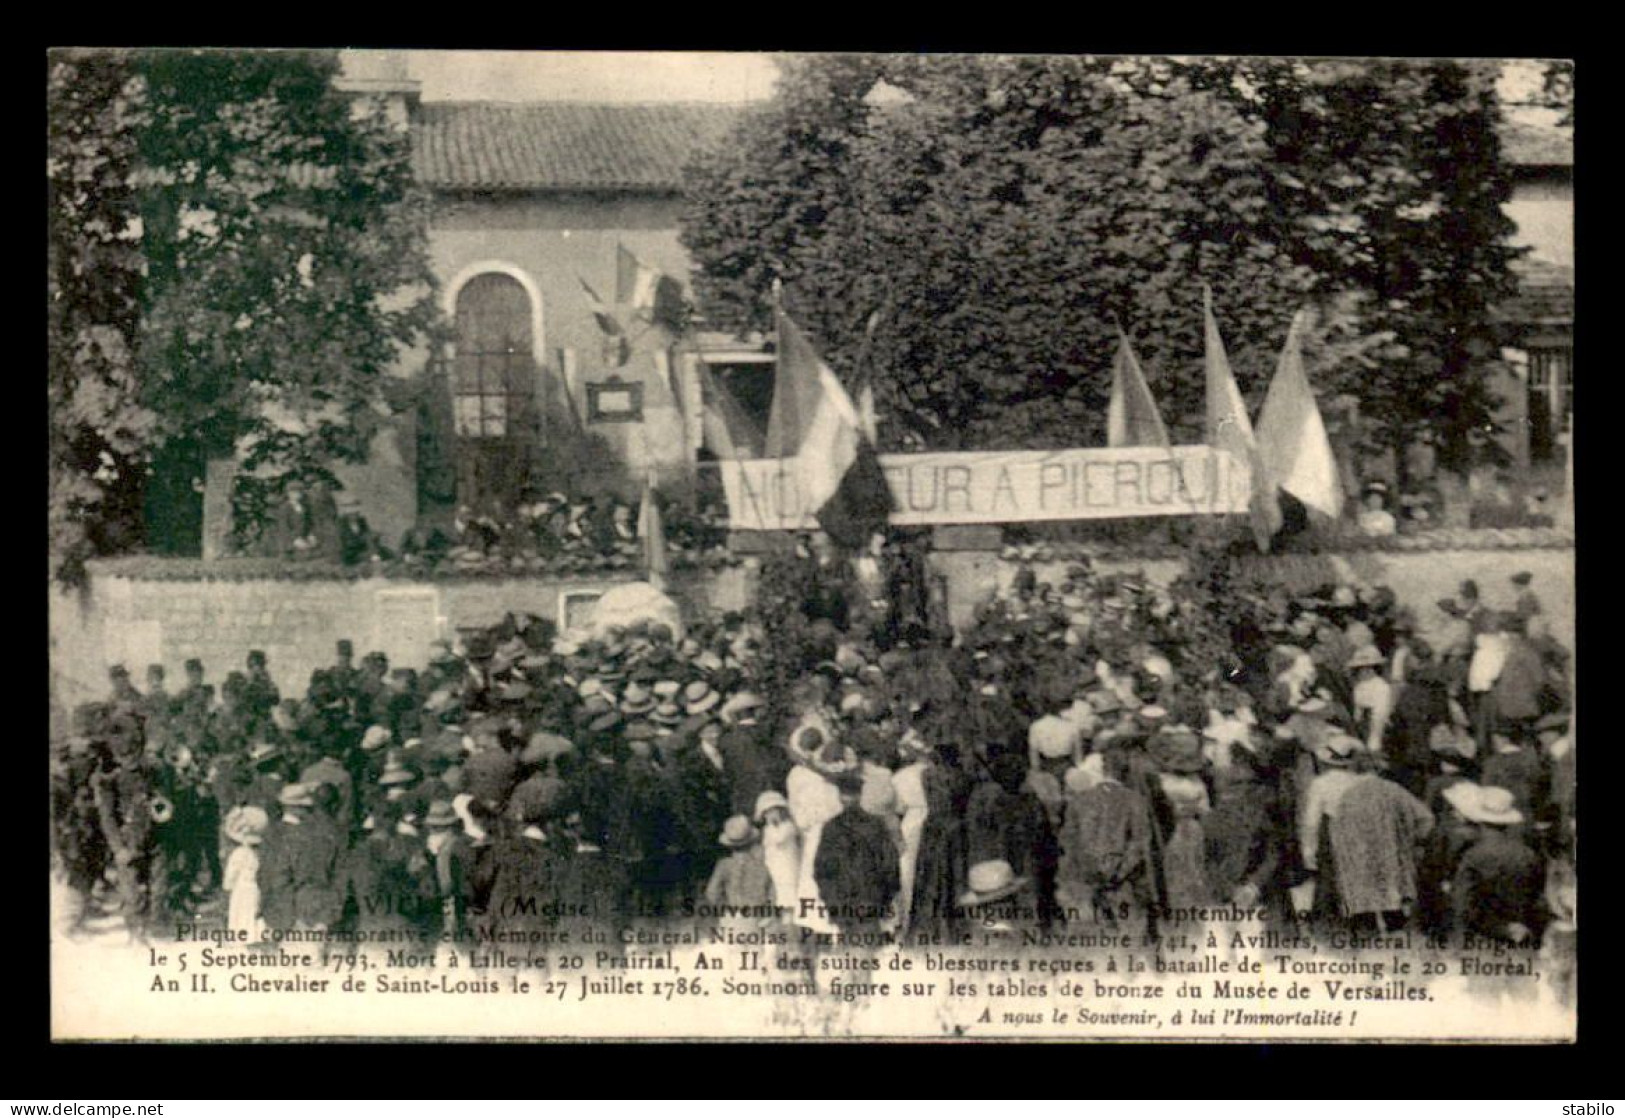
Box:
[814,770,901,943]
[258,783,344,933]
[717,694,787,818]
[244,650,280,727]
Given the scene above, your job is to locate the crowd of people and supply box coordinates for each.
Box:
[235,479,733,575]
[52,542,1575,979]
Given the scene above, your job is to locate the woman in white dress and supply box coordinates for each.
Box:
[891,729,932,936]
[222,805,269,943]
[785,723,850,936]
[753,790,802,922]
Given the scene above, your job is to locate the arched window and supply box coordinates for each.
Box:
[453,272,535,438]
[450,271,539,510]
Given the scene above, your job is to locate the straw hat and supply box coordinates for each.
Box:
[1347,644,1385,671]
[278,783,315,808]
[718,815,759,848]
[959,860,1028,907]
[683,680,721,716]
[753,790,790,823]
[224,805,269,846]
[1317,732,1361,767]
[1029,715,1080,760]
[424,800,461,829]
[1443,782,1524,826]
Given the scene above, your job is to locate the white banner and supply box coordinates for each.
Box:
[720,445,1251,530]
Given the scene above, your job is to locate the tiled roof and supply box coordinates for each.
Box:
[1498,118,1573,168]
[1499,257,1574,326]
[411,101,744,191]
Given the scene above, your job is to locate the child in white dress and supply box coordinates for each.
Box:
[222,805,269,943]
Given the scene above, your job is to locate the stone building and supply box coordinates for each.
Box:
[1494,111,1574,478]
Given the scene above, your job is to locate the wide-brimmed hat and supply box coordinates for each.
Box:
[752,790,790,823]
[278,783,315,808]
[1151,726,1204,774]
[1030,715,1080,760]
[650,701,685,726]
[424,799,461,829]
[588,711,624,735]
[1444,782,1524,826]
[1535,711,1570,734]
[224,804,270,846]
[959,859,1028,907]
[579,694,614,720]
[718,814,759,848]
[620,683,656,715]
[898,727,935,759]
[521,731,574,766]
[1317,732,1361,767]
[378,755,417,786]
[683,680,720,715]
[652,679,681,700]
[1346,645,1385,670]
[1428,723,1476,760]
[247,741,281,766]
[721,692,765,720]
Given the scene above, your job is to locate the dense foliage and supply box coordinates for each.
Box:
[680,55,1520,477]
[49,49,442,582]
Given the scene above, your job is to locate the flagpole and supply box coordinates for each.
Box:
[770,277,791,534]
[1202,284,1220,519]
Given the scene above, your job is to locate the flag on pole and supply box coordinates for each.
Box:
[578,276,630,365]
[616,244,662,317]
[1255,309,1344,519]
[1204,286,1282,551]
[578,276,623,337]
[638,473,669,592]
[697,362,759,460]
[771,306,896,548]
[1107,330,1171,448]
[853,305,885,443]
[555,347,585,432]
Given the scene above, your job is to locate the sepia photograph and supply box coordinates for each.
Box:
[47,48,1576,1041]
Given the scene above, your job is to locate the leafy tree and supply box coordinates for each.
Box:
[48,52,152,585]
[1222,58,1523,478]
[48,48,442,578]
[680,54,1517,478]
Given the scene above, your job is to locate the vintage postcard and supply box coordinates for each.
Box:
[49,49,1575,1040]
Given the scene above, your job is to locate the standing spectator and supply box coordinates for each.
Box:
[221,805,269,943]
[704,815,774,912]
[258,783,343,934]
[1058,745,1152,929]
[1445,783,1546,946]
[1327,767,1433,932]
[814,770,900,943]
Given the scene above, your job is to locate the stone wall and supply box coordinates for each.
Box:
[50,535,1573,739]
[49,563,756,736]
[930,541,1575,658]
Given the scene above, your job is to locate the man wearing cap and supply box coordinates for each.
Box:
[88,711,164,937]
[106,664,144,715]
[1510,571,1542,633]
[174,659,214,728]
